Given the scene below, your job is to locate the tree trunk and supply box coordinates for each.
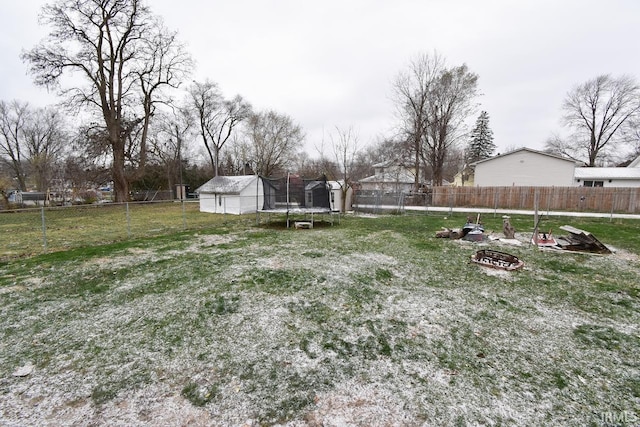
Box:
[111,139,129,203]
[413,136,421,192]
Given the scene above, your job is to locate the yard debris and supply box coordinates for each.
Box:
[532,225,612,254]
[531,229,558,247]
[462,215,486,242]
[435,228,462,239]
[12,363,34,377]
[471,249,524,271]
[555,225,612,254]
[502,216,515,239]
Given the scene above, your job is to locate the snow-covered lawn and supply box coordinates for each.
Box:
[1,216,639,426]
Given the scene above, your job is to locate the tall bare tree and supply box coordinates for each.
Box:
[394,53,478,187]
[393,53,444,192]
[188,81,252,177]
[22,0,191,201]
[245,110,304,177]
[24,106,67,191]
[0,100,30,191]
[423,64,479,185]
[137,18,192,171]
[561,74,640,166]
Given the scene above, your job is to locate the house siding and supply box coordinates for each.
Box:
[474,150,575,187]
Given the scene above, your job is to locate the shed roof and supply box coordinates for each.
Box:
[196,175,258,194]
[574,167,640,180]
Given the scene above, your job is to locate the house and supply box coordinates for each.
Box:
[196,175,263,215]
[473,148,577,187]
[574,157,640,187]
[358,160,417,193]
[452,164,475,187]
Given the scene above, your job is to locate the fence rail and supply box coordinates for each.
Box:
[0,200,235,260]
[354,186,640,214]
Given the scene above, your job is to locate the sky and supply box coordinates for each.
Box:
[2,0,640,157]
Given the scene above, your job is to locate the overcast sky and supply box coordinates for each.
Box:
[2,0,639,156]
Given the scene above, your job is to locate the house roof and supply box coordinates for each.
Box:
[359,171,415,184]
[472,147,577,166]
[574,167,640,180]
[372,159,409,168]
[196,175,258,194]
[628,155,640,168]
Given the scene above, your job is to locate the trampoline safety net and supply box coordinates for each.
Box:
[261,174,331,211]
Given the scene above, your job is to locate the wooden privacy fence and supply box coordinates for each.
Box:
[429,186,640,213]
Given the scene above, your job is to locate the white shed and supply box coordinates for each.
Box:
[196,175,263,215]
[328,180,353,212]
[473,148,576,187]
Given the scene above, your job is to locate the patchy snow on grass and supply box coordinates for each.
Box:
[1,218,639,426]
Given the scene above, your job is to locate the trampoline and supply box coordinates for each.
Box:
[257,174,338,227]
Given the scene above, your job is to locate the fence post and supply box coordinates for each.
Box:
[126,202,132,238]
[181,199,187,230]
[41,207,48,253]
[610,192,616,222]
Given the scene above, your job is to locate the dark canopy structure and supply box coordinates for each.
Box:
[258,174,334,227]
[260,174,331,212]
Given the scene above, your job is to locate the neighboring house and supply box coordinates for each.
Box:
[328,180,353,212]
[473,148,577,187]
[452,164,475,187]
[196,175,263,215]
[574,158,640,187]
[358,160,417,193]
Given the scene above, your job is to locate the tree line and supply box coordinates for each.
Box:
[2,0,639,208]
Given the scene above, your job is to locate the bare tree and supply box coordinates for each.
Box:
[245,110,304,177]
[222,134,255,176]
[0,100,30,191]
[328,126,360,212]
[394,53,478,187]
[188,80,252,177]
[147,106,193,195]
[24,106,67,192]
[393,53,445,191]
[423,64,479,185]
[22,0,191,201]
[137,18,192,171]
[562,74,640,166]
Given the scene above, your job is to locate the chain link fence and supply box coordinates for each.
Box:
[0,200,240,260]
[353,186,640,217]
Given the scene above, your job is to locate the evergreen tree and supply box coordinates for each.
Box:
[466,111,495,163]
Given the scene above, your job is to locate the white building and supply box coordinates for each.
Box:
[196,175,263,215]
[473,148,577,187]
[358,160,416,193]
[329,180,353,212]
[574,159,640,187]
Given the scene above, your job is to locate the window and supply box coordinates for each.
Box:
[583,180,604,187]
[218,195,222,206]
